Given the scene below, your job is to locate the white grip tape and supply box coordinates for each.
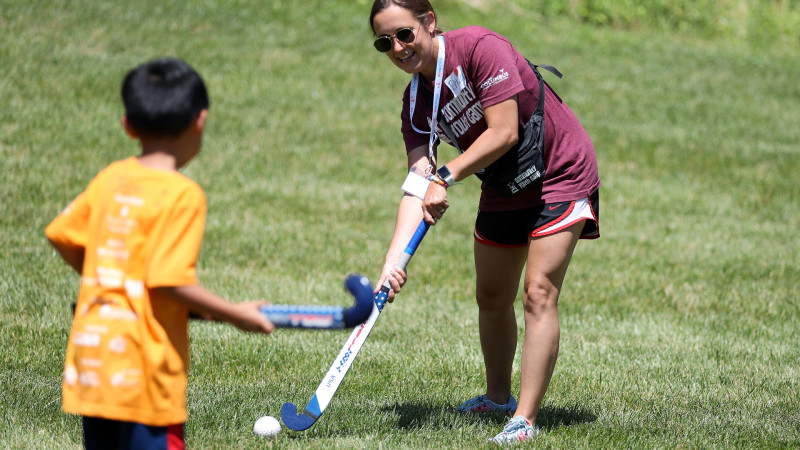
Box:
[401,171,430,199]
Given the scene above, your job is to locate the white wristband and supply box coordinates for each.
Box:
[401,171,431,199]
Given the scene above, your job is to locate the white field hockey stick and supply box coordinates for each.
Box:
[281,219,431,430]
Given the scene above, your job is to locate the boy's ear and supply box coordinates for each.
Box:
[121,115,139,139]
[193,109,209,134]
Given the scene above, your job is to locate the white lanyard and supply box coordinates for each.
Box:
[409,35,445,166]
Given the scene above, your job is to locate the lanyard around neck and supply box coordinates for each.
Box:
[409,35,445,164]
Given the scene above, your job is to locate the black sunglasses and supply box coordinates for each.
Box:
[373,26,417,53]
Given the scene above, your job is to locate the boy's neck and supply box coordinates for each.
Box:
[137,149,180,171]
[136,135,198,171]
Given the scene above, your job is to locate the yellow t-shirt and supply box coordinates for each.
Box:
[45,157,206,426]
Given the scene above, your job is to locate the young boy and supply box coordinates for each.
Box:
[45,57,274,449]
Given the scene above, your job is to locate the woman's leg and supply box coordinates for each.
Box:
[473,241,528,404]
[515,220,585,425]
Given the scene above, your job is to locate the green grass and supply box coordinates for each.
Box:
[2,0,799,448]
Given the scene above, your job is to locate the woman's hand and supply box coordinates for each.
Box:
[375,262,408,303]
[422,182,449,224]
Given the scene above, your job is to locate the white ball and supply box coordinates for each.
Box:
[253,415,281,438]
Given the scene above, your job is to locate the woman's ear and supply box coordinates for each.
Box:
[425,11,437,34]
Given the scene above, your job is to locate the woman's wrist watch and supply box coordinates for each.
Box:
[436,165,455,187]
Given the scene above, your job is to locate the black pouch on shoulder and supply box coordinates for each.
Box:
[475,62,563,197]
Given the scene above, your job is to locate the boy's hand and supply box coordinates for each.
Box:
[231,301,275,334]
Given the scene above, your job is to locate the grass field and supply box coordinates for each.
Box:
[2,0,799,448]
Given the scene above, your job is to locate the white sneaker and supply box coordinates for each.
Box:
[489,416,540,445]
[457,394,517,415]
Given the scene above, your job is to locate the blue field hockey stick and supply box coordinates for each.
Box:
[72,274,373,330]
[259,274,373,329]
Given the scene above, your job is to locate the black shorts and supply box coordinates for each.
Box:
[474,189,600,248]
[82,416,185,450]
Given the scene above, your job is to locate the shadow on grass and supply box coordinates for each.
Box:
[380,401,596,431]
[380,401,505,430]
[537,403,598,430]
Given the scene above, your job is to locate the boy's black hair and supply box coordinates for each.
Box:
[121,57,209,137]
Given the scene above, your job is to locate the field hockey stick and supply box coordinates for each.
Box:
[281,218,431,431]
[69,274,373,330]
[258,274,373,328]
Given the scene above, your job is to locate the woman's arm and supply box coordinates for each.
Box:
[422,96,520,218]
[376,145,430,301]
[441,96,519,181]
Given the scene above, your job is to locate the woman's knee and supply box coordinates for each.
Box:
[475,283,518,311]
[522,276,559,317]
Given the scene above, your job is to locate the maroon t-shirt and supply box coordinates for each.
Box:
[401,26,600,211]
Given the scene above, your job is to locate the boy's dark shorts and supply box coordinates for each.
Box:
[82,416,185,450]
[474,189,600,248]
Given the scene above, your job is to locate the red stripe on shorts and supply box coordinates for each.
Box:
[474,228,527,248]
[167,424,185,450]
[530,201,575,237]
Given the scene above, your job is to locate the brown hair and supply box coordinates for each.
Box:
[369,0,443,36]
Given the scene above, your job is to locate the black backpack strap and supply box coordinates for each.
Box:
[529,63,547,117]
[529,62,563,104]
[535,64,562,79]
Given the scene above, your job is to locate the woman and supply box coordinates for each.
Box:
[370,0,600,444]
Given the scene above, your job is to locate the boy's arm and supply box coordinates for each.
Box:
[45,190,91,275]
[47,240,85,274]
[152,285,275,334]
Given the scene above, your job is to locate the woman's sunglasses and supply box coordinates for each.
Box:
[373,26,418,53]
